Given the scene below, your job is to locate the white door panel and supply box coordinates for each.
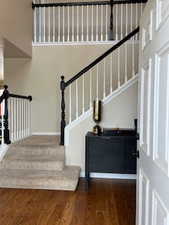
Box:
[137,0,169,224]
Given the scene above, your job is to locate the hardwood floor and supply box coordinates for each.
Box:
[0,179,136,225]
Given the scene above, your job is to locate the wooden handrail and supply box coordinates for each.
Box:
[65,27,139,87]
[9,94,32,101]
[32,0,147,8]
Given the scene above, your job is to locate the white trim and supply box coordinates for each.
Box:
[0,144,9,161]
[32,132,60,136]
[80,172,136,180]
[32,40,139,47]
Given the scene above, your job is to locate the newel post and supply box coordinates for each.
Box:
[60,76,66,145]
[3,85,11,144]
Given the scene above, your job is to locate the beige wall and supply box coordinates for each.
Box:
[0,0,32,58]
[5,44,113,133]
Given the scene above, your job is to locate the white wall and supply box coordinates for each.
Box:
[65,81,138,172]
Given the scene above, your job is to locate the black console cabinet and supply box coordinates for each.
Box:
[85,132,137,184]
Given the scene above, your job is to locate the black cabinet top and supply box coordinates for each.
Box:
[86,131,137,139]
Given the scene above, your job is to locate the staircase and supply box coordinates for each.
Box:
[0,0,146,191]
[0,135,80,190]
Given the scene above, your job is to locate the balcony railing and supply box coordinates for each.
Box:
[32,0,146,44]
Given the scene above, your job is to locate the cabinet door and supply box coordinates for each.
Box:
[124,137,137,174]
[89,136,125,173]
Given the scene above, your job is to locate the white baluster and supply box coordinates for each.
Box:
[48,7,50,42]
[131,4,134,78]
[96,64,99,99]
[126,4,128,35]
[116,5,118,40]
[77,6,79,42]
[27,101,29,136]
[105,5,108,41]
[69,85,71,123]
[118,48,120,87]
[91,5,94,42]
[76,80,78,118]
[82,75,85,113]
[81,6,84,41]
[19,100,21,139]
[26,101,28,136]
[131,3,133,33]
[24,100,26,137]
[110,54,113,93]
[39,7,42,42]
[141,3,143,14]
[10,99,13,142]
[86,5,89,42]
[43,7,46,42]
[17,99,19,140]
[121,4,123,39]
[8,99,10,142]
[20,100,22,138]
[67,7,70,42]
[90,69,92,108]
[53,6,55,42]
[125,4,128,83]
[136,3,138,40]
[132,35,135,77]
[58,7,60,42]
[101,5,103,41]
[103,59,106,98]
[72,6,74,42]
[96,5,99,41]
[10,100,12,141]
[125,42,127,83]
[21,99,24,139]
[28,100,31,136]
[63,7,65,42]
[34,7,37,42]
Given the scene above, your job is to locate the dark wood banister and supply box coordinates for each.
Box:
[65,27,139,87]
[60,27,139,145]
[32,0,147,8]
[9,94,32,101]
[0,86,32,145]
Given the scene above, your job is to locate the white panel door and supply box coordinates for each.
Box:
[137,0,169,225]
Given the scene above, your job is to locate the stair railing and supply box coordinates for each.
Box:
[32,0,146,43]
[60,27,139,145]
[0,85,32,145]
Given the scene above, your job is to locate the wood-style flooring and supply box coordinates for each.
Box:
[0,178,136,225]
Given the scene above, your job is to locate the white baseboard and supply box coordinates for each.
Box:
[0,144,9,161]
[32,132,60,136]
[80,172,136,180]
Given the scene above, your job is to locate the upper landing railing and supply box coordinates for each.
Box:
[32,0,147,43]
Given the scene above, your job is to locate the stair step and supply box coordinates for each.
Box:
[8,145,64,156]
[0,154,65,171]
[0,166,80,191]
[12,135,60,147]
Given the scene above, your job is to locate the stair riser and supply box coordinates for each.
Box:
[0,161,64,171]
[9,148,64,156]
[0,179,78,191]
